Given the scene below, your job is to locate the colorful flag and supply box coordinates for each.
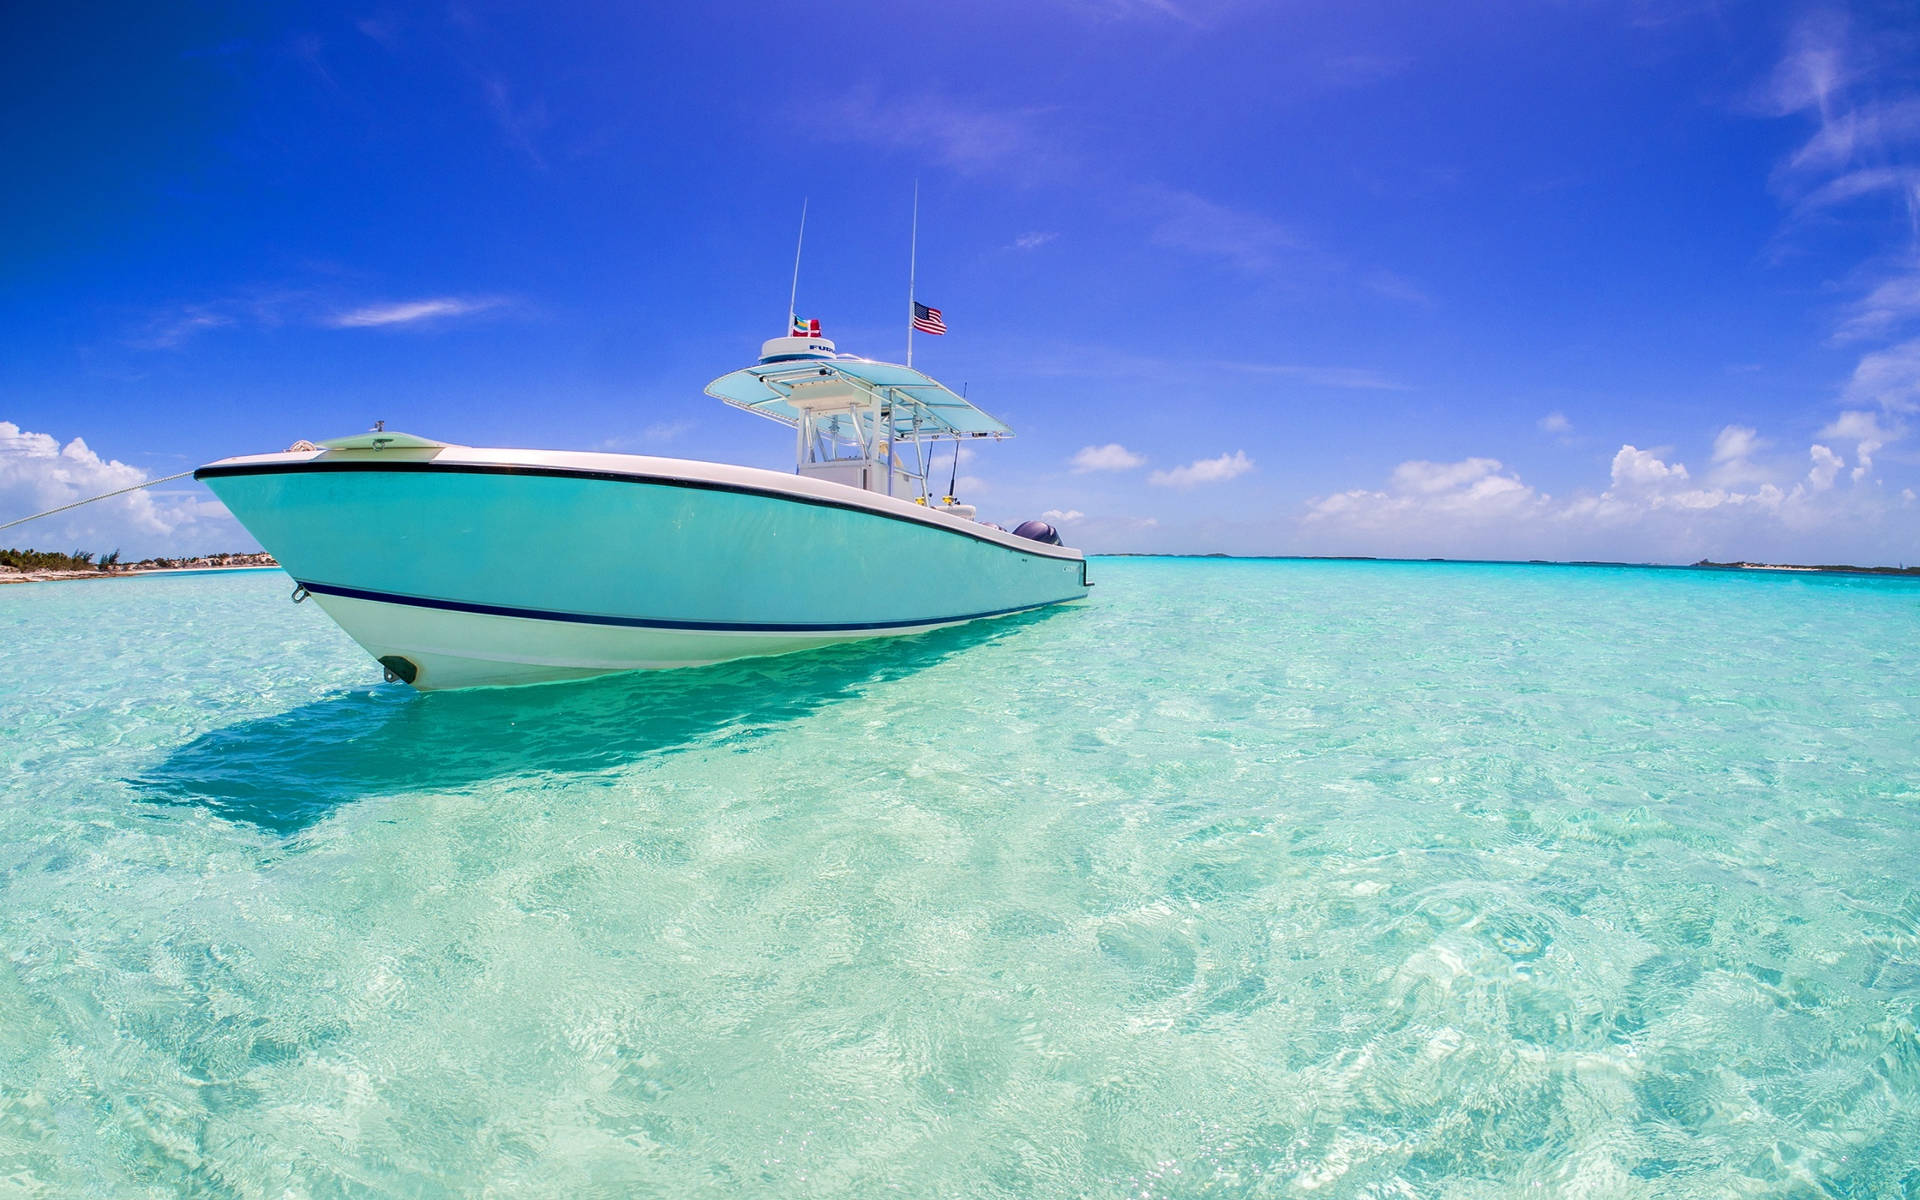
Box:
[791,315,808,335]
[912,302,946,335]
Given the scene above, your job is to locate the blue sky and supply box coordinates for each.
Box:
[4,1,1918,563]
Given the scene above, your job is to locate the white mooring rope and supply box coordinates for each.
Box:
[0,470,197,534]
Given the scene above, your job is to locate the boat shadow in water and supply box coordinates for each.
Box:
[137,610,1065,835]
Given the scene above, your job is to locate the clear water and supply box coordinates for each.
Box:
[3,559,1918,1197]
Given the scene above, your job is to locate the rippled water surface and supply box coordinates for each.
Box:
[3,559,1919,1197]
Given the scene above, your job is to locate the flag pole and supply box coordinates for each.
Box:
[906,180,918,367]
[787,198,807,334]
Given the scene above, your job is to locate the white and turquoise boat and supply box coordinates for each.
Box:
[197,329,1089,689]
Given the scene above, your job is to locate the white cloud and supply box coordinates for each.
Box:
[1309,458,1542,535]
[1391,457,1509,495]
[327,297,504,328]
[1712,425,1764,463]
[1149,450,1253,488]
[1539,412,1572,434]
[1070,443,1147,473]
[1041,508,1085,523]
[1298,435,1919,565]
[1610,445,1689,489]
[1808,443,1845,490]
[1,421,248,558]
[1819,409,1900,480]
[1706,424,1778,487]
[1013,232,1057,250]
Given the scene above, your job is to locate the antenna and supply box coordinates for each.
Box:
[906,180,918,367]
[787,198,808,333]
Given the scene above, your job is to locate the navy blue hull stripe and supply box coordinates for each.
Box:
[299,580,1076,633]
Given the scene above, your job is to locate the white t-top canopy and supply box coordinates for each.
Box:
[706,357,1013,439]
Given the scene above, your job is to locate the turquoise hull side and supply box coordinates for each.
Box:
[206,466,1086,630]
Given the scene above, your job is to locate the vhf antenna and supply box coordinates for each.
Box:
[787,198,808,333]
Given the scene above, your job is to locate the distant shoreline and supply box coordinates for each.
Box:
[6,550,1915,587]
[0,552,278,586]
[1090,553,1920,577]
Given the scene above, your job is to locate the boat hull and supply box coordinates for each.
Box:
[197,448,1089,689]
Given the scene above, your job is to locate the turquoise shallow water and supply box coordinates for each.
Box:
[3,558,1919,1197]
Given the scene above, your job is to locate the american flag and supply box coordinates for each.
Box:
[912,301,947,336]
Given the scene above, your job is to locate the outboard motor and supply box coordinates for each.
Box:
[1012,519,1061,546]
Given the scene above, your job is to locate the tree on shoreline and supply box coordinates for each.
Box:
[2,548,276,574]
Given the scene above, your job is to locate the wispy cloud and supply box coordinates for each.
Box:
[1538,412,1572,435]
[126,286,512,347]
[1794,166,1920,215]
[826,89,1066,177]
[1750,11,1920,507]
[326,296,505,329]
[1013,344,1409,398]
[1835,271,1920,342]
[482,74,548,169]
[1785,97,1920,176]
[1362,269,1430,305]
[123,285,315,350]
[355,14,401,50]
[1146,188,1304,274]
[1755,11,1853,123]
[1759,13,1920,252]
[1013,231,1058,250]
[1317,53,1412,89]
[1149,450,1252,488]
[439,6,552,169]
[1141,187,1424,303]
[1216,360,1407,390]
[1841,336,1920,412]
[126,306,236,350]
[1063,0,1205,27]
[598,420,694,453]
[287,32,338,94]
